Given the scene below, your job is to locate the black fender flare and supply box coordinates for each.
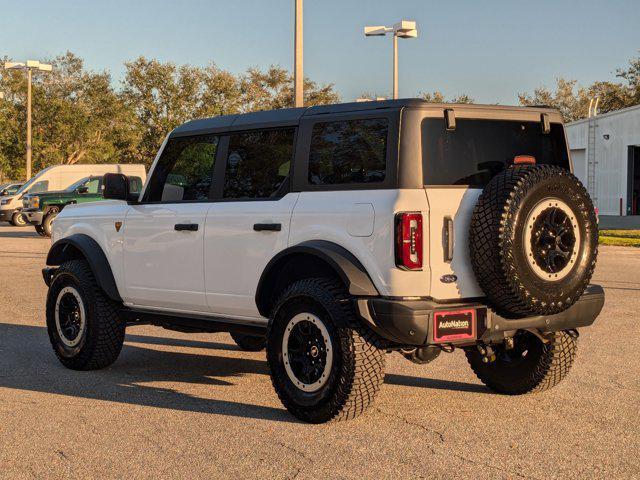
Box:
[255,240,379,317]
[46,234,122,303]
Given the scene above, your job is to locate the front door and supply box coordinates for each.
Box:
[122,134,219,312]
[204,127,298,320]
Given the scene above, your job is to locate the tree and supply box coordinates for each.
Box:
[121,57,210,165]
[239,65,339,112]
[418,91,474,103]
[519,54,640,122]
[518,78,585,122]
[616,53,640,103]
[0,52,139,180]
[35,52,140,168]
[122,59,340,165]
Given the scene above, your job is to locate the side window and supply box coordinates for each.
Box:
[85,178,101,194]
[29,180,49,194]
[143,135,218,202]
[223,128,295,199]
[308,118,388,185]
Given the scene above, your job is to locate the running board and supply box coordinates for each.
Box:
[120,307,267,336]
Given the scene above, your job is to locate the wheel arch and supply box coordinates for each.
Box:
[44,203,64,214]
[46,234,122,303]
[255,240,379,317]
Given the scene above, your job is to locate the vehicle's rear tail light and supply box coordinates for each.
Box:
[395,212,423,270]
[513,155,536,165]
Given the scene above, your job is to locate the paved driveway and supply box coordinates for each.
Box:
[0,224,638,479]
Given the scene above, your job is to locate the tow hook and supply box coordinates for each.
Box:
[477,344,496,363]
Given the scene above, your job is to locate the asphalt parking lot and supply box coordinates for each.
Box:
[0,224,638,479]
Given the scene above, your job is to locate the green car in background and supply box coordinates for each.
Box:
[22,175,143,237]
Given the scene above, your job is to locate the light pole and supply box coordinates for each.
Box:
[364,21,418,99]
[3,60,52,180]
[294,0,303,107]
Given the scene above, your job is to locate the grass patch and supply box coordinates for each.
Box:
[600,230,640,239]
[599,233,640,247]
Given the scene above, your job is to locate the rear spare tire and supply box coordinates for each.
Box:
[470,166,597,318]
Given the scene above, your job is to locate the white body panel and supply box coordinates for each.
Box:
[289,189,431,298]
[122,203,210,312]
[424,188,483,300]
[204,193,300,319]
[51,200,130,296]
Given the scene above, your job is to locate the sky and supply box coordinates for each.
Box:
[0,0,638,104]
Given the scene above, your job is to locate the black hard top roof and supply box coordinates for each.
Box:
[171,98,558,136]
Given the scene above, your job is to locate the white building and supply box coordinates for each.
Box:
[565,104,640,216]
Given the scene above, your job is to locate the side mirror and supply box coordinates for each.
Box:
[77,186,89,194]
[103,173,132,201]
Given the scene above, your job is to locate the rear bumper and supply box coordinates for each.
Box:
[356,284,605,347]
[23,208,44,225]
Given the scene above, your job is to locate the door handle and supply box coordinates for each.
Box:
[253,223,281,232]
[443,217,454,262]
[174,223,199,232]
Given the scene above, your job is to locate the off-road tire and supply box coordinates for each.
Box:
[266,278,385,423]
[230,332,265,352]
[465,330,577,394]
[10,212,27,227]
[42,207,60,238]
[470,166,598,318]
[46,259,125,370]
[35,225,47,236]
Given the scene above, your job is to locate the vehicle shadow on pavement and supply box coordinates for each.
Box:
[0,323,295,423]
[384,374,488,393]
[125,333,240,352]
[0,323,489,422]
[128,334,489,393]
[0,229,41,239]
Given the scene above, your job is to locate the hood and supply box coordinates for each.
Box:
[23,189,68,199]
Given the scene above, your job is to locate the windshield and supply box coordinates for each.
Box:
[422,118,570,187]
[6,184,21,194]
[16,175,43,194]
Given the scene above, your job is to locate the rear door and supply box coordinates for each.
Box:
[122,134,219,312]
[421,115,571,300]
[204,128,298,320]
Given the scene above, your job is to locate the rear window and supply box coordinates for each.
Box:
[308,118,388,185]
[422,119,570,187]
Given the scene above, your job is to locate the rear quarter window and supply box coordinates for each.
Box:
[422,118,570,187]
[308,118,388,186]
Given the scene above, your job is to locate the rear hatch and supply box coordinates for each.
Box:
[418,109,570,300]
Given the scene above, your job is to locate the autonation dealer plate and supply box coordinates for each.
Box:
[433,309,476,343]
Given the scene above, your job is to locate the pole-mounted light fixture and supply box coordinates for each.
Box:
[364,20,418,99]
[3,60,53,180]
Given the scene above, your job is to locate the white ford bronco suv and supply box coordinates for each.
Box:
[43,99,604,423]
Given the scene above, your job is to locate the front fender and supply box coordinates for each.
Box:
[46,234,122,302]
